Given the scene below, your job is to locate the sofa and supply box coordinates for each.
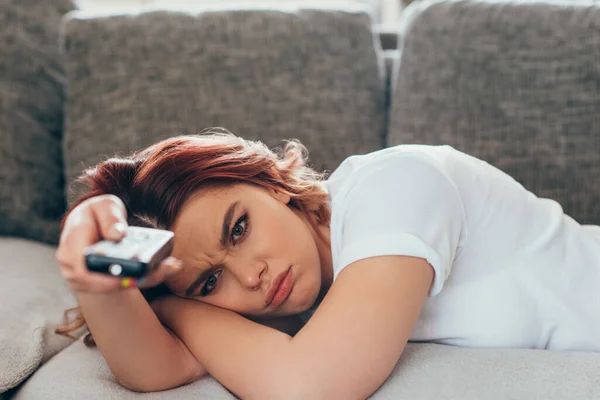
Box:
[2,0,600,398]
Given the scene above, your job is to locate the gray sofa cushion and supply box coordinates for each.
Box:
[61,4,386,205]
[373,343,600,400]
[0,238,78,393]
[0,0,75,244]
[13,340,600,399]
[389,0,600,225]
[13,339,236,399]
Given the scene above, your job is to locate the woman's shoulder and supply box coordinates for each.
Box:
[325,144,460,202]
[329,143,459,177]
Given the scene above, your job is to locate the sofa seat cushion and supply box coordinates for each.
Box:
[373,342,600,399]
[14,339,236,399]
[0,238,77,392]
[13,339,600,399]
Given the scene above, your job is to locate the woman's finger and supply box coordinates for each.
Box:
[88,195,128,242]
[56,195,131,294]
[56,209,100,278]
[62,266,125,292]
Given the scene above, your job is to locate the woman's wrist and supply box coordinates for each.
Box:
[76,286,140,302]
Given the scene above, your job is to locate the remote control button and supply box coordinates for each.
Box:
[109,264,123,276]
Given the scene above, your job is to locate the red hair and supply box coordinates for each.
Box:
[55,128,331,345]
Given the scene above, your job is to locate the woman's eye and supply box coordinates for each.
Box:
[231,215,248,244]
[200,270,222,296]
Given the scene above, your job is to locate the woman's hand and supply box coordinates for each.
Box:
[55,194,183,293]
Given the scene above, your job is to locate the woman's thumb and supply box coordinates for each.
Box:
[164,256,184,277]
[137,257,184,289]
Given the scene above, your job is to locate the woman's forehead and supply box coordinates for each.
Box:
[171,185,251,257]
[173,194,230,243]
[169,206,223,272]
[177,185,241,219]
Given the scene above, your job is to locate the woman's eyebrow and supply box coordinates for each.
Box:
[184,200,240,296]
[219,200,240,250]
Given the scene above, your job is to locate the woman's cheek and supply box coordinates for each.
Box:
[214,277,247,311]
[250,225,275,255]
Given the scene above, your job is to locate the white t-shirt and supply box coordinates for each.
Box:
[308,144,600,352]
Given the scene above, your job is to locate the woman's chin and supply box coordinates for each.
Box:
[293,286,320,312]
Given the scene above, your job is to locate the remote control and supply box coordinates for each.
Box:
[84,226,175,278]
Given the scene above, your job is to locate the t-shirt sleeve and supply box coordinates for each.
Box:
[334,153,467,296]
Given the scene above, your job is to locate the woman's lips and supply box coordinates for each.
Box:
[265,266,293,308]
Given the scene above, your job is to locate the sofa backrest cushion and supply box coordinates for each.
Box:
[0,0,75,244]
[389,0,600,225]
[61,4,386,206]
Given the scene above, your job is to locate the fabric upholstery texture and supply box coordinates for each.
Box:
[0,238,78,393]
[0,0,75,244]
[14,339,236,399]
[14,340,600,399]
[6,1,600,399]
[372,343,600,400]
[389,0,600,225]
[61,4,386,206]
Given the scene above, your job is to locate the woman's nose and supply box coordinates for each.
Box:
[238,260,267,290]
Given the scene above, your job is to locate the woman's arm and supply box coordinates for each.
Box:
[248,314,306,337]
[153,255,433,399]
[55,194,207,392]
[77,290,206,391]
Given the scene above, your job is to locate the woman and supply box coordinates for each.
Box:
[55,129,600,399]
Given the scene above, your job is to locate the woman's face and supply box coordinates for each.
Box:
[165,183,324,318]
